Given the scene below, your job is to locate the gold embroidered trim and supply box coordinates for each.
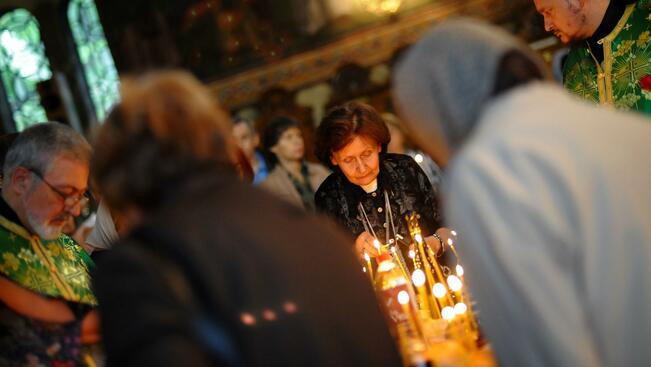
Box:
[0,215,78,302]
[0,215,33,241]
[601,4,636,104]
[29,236,77,301]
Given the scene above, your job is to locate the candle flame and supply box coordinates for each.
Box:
[364,252,371,262]
[411,269,426,287]
[442,306,455,320]
[456,264,464,276]
[373,239,381,250]
[432,283,447,298]
[454,302,467,315]
[451,230,457,236]
[447,275,463,291]
[414,234,423,244]
[408,249,416,259]
[397,290,410,305]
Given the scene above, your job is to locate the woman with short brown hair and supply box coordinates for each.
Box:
[314,101,445,261]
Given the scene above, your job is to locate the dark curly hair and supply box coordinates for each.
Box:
[91,71,237,212]
[314,102,390,169]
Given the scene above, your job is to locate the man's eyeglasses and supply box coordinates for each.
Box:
[28,169,89,209]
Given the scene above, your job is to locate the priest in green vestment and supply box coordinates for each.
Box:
[0,123,99,366]
[536,0,651,115]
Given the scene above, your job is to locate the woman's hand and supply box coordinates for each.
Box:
[424,235,442,255]
[425,227,457,255]
[354,231,379,259]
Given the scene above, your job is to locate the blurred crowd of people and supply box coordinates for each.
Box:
[1,1,651,365]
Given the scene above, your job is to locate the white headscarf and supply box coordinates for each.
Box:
[85,200,119,252]
[393,18,548,156]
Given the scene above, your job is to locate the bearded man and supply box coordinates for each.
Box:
[0,122,99,366]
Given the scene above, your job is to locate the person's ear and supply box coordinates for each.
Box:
[330,154,339,167]
[9,167,32,195]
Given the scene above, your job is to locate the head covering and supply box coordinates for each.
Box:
[393,19,547,157]
[85,200,119,252]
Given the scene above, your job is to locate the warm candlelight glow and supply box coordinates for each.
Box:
[411,269,426,287]
[451,230,457,236]
[364,252,371,262]
[454,302,467,315]
[447,238,454,245]
[441,306,455,320]
[432,283,447,298]
[362,266,367,273]
[408,249,416,259]
[414,233,423,244]
[397,290,410,305]
[357,0,403,14]
[373,239,381,250]
[447,275,462,292]
[456,264,464,276]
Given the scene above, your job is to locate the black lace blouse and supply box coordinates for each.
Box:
[315,154,442,245]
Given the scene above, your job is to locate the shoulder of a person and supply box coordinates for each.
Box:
[382,153,422,172]
[260,167,285,186]
[383,152,415,164]
[307,162,331,181]
[306,161,329,173]
[315,169,344,194]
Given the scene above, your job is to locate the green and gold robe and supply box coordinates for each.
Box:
[0,215,96,305]
[563,1,651,114]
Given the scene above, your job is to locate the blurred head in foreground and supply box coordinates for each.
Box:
[92,71,237,230]
[393,19,546,164]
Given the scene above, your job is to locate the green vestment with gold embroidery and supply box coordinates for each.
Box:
[0,215,97,305]
[563,1,651,114]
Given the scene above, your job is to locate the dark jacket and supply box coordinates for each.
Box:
[93,171,401,367]
[315,153,442,243]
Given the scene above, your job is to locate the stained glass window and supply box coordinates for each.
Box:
[0,9,52,131]
[68,0,119,122]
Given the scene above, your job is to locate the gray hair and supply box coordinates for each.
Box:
[4,122,91,177]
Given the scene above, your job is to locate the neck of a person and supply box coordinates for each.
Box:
[360,178,378,193]
[2,189,34,234]
[584,0,614,39]
[278,158,304,181]
[249,154,260,172]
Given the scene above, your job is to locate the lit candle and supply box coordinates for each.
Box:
[408,248,417,270]
[414,232,442,318]
[441,306,455,321]
[373,239,381,252]
[456,264,464,277]
[397,290,425,339]
[411,269,430,315]
[364,252,374,281]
